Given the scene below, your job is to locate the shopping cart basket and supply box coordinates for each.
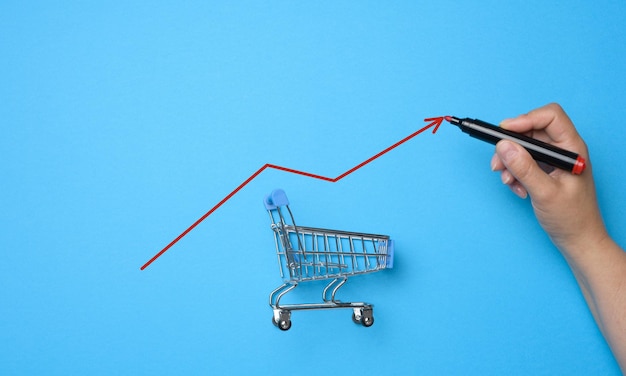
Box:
[264,189,394,330]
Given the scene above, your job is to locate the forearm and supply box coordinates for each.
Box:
[563,236,626,372]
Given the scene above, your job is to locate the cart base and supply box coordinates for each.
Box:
[271,303,374,331]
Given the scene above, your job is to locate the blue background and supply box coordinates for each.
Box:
[2,1,625,374]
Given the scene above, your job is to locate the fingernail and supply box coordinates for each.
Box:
[501,170,513,185]
[513,185,528,199]
[499,118,517,128]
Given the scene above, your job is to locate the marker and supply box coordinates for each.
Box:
[446,116,586,175]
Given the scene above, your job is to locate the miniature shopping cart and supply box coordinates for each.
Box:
[264,189,394,331]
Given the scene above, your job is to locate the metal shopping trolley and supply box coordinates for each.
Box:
[264,189,394,331]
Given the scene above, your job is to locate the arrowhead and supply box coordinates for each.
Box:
[423,116,447,134]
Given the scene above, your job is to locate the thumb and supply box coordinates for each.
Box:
[496,140,554,198]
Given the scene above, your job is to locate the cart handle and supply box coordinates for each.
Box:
[264,189,290,210]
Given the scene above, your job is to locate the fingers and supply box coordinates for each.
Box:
[492,103,588,200]
[495,140,557,200]
[491,152,529,198]
[491,153,504,171]
[500,103,583,151]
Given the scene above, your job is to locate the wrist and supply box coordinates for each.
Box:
[556,226,612,268]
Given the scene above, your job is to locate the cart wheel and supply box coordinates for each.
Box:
[352,312,361,325]
[278,319,292,331]
[361,309,374,328]
[362,315,374,327]
[272,310,292,331]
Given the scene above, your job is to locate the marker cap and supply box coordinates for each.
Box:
[572,156,586,175]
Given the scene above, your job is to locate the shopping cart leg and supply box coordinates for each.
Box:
[322,278,339,302]
[322,277,348,303]
[269,282,298,308]
[269,283,296,331]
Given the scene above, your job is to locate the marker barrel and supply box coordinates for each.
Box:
[450,117,585,174]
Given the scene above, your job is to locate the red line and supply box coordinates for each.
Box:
[140,117,446,270]
[140,165,268,270]
[266,164,335,182]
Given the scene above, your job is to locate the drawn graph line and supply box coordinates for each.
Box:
[140,116,446,270]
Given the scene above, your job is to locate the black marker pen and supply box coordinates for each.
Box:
[446,116,586,175]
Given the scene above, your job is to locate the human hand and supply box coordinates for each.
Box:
[490,103,608,257]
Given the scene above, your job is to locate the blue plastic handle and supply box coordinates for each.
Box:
[263,189,290,210]
[385,240,394,269]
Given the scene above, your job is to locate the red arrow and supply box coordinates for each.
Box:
[140,116,447,270]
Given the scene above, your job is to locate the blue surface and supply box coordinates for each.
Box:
[2,1,626,375]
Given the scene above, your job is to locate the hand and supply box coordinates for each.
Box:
[490,103,608,258]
